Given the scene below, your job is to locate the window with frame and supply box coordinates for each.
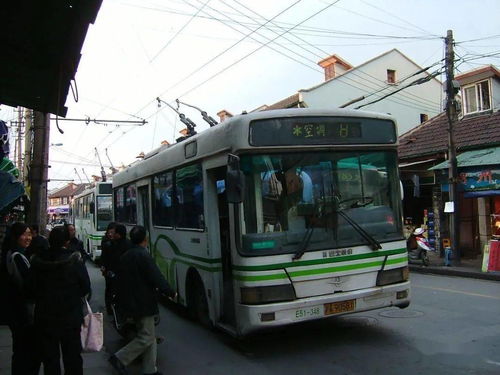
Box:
[125,185,137,224]
[114,187,126,223]
[387,69,396,84]
[152,171,175,227]
[175,164,204,229]
[463,80,491,114]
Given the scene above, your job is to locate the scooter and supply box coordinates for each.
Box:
[407,228,433,266]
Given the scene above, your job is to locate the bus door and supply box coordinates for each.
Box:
[137,185,151,234]
[208,166,235,326]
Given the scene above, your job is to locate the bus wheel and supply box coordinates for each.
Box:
[187,275,210,327]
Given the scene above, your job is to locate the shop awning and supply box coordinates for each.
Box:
[399,159,436,168]
[0,170,25,213]
[429,146,500,170]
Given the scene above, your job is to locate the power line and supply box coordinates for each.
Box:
[456,34,500,44]
[359,0,440,38]
[149,0,212,62]
[173,0,342,101]
[354,69,441,110]
[225,0,441,111]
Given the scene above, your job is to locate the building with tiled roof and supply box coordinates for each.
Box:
[398,65,500,259]
[47,183,89,219]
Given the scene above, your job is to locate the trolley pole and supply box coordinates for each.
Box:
[445,30,460,265]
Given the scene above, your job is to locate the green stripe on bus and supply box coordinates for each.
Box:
[153,234,221,265]
[88,234,103,240]
[232,248,406,272]
[233,257,407,282]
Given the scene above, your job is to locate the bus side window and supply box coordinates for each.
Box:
[176,164,204,229]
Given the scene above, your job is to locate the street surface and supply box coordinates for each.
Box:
[86,263,500,375]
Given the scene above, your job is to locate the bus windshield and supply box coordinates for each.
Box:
[96,196,113,231]
[240,151,403,255]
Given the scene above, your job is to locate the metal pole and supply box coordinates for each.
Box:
[445,30,460,265]
[23,109,33,192]
[17,107,24,178]
[28,112,50,233]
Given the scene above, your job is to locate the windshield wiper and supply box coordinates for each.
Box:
[332,195,382,250]
[292,226,314,261]
[336,208,382,251]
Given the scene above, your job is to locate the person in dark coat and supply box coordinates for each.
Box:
[100,222,117,314]
[0,222,41,375]
[25,224,49,259]
[26,226,91,375]
[109,226,176,375]
[65,223,87,262]
[101,223,130,315]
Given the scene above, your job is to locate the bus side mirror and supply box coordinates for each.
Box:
[89,201,95,214]
[226,154,245,204]
[400,180,404,200]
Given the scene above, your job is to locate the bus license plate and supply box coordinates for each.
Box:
[324,299,356,315]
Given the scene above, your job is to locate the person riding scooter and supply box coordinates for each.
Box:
[407,227,433,266]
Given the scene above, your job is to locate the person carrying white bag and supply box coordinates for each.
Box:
[26,226,91,375]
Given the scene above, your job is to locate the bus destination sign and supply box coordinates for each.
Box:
[249,116,396,146]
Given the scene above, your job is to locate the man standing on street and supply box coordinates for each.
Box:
[65,223,87,262]
[109,225,176,375]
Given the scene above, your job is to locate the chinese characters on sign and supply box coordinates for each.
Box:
[323,248,353,258]
[291,123,361,140]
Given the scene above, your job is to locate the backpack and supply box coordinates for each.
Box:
[5,250,30,288]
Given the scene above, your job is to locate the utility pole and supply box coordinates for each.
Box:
[445,29,460,265]
[28,112,50,233]
[17,107,24,179]
[23,109,33,193]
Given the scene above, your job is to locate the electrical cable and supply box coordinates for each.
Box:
[226,0,442,110]
[149,0,212,62]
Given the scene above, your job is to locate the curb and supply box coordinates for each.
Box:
[409,265,500,281]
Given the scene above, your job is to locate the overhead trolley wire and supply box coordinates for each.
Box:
[149,0,212,62]
[225,0,441,111]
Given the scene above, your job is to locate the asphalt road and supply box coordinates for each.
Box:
[87,263,500,375]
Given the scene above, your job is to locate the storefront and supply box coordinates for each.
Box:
[47,204,70,221]
[430,146,500,258]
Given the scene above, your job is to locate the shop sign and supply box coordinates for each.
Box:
[458,167,500,192]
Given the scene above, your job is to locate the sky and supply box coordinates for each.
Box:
[1,0,499,189]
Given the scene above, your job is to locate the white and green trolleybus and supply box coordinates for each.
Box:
[72,181,113,260]
[112,108,410,336]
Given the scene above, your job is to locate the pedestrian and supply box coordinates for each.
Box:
[25,224,49,259]
[100,221,117,314]
[65,223,87,262]
[26,226,91,375]
[0,222,41,375]
[109,225,176,375]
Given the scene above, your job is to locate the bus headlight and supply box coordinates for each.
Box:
[240,284,296,305]
[376,267,409,286]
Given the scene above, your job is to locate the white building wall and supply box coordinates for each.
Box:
[301,50,443,135]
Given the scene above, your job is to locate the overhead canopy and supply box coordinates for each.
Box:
[0,1,102,116]
[0,171,25,213]
[429,146,500,170]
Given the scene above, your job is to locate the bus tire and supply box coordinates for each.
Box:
[186,271,211,327]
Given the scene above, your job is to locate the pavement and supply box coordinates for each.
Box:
[409,248,500,281]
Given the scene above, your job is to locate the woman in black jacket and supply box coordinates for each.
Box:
[0,222,40,375]
[26,226,91,375]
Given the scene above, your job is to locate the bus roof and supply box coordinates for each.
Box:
[113,108,397,187]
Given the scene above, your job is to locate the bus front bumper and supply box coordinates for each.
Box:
[235,281,410,336]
